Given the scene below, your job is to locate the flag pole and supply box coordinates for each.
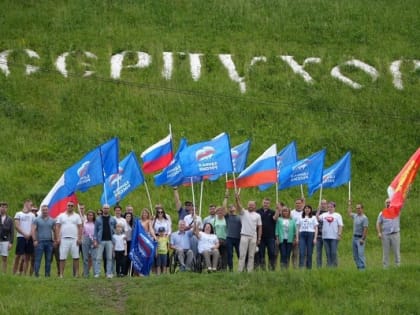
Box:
[143,180,154,216]
[199,179,204,217]
[190,177,196,216]
[318,185,323,207]
[276,182,279,204]
[300,184,305,199]
[348,180,351,201]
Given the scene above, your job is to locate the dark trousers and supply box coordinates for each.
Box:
[115,251,126,275]
[226,237,240,271]
[257,237,276,270]
[279,240,293,269]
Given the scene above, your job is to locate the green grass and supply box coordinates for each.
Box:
[0,1,419,313]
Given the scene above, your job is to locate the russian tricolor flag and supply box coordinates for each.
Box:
[227,144,277,189]
[140,134,173,174]
[39,174,79,218]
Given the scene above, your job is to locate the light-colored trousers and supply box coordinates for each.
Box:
[382,232,400,268]
[202,249,220,269]
[238,234,257,272]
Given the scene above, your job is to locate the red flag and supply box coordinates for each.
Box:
[383,148,420,219]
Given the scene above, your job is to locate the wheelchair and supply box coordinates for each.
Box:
[169,250,202,274]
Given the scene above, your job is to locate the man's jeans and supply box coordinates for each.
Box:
[34,240,53,277]
[95,240,113,276]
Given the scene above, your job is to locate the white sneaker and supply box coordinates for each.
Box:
[94,274,100,278]
[106,274,113,279]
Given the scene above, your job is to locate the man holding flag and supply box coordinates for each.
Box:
[376,199,401,268]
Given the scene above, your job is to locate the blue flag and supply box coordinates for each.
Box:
[259,141,298,191]
[129,219,157,276]
[100,152,145,206]
[279,149,326,191]
[64,138,119,192]
[208,139,251,181]
[179,133,233,177]
[309,151,351,196]
[154,138,188,187]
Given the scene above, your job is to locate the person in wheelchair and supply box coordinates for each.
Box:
[194,222,220,273]
[170,220,194,271]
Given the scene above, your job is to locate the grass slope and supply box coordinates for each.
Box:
[0,1,419,313]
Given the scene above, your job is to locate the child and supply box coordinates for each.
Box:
[156,227,169,275]
[112,223,127,277]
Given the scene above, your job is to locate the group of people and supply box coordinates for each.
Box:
[0,191,402,278]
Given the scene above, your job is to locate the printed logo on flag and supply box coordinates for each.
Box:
[291,159,310,182]
[196,146,216,161]
[109,167,124,186]
[77,161,92,185]
[194,146,218,172]
[322,171,336,184]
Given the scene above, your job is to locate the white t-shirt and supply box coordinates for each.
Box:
[319,212,343,239]
[291,209,303,222]
[197,232,218,253]
[56,212,82,239]
[14,211,35,237]
[112,234,126,251]
[240,209,262,238]
[297,217,318,233]
[184,214,203,230]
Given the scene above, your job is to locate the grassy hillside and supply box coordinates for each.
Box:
[0,0,419,285]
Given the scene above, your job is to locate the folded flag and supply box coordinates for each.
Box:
[227,144,277,189]
[141,134,173,174]
[101,152,145,206]
[130,219,157,276]
[179,132,233,177]
[308,151,351,196]
[383,148,420,219]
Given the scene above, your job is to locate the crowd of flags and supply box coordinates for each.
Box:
[39,131,419,274]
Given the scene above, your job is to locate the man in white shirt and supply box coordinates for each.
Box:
[236,193,262,272]
[13,199,35,275]
[55,201,82,277]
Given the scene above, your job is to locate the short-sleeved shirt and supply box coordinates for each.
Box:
[197,232,218,253]
[157,236,169,255]
[240,210,262,238]
[377,212,399,235]
[257,208,276,239]
[297,216,318,233]
[225,214,241,239]
[112,233,126,251]
[351,213,368,235]
[33,216,55,241]
[170,230,193,250]
[56,212,82,239]
[14,211,35,237]
[213,217,227,240]
[319,212,343,240]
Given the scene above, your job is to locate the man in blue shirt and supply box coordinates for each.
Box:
[170,220,193,271]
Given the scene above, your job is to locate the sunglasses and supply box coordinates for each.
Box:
[157,211,164,214]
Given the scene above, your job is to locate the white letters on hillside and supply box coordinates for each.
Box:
[218,54,246,93]
[110,51,152,79]
[331,59,379,89]
[190,53,203,81]
[390,59,420,90]
[55,51,97,78]
[1,48,418,92]
[280,56,321,83]
[0,50,11,76]
[0,49,40,76]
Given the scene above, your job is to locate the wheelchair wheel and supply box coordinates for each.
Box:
[192,254,203,273]
[169,252,178,274]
